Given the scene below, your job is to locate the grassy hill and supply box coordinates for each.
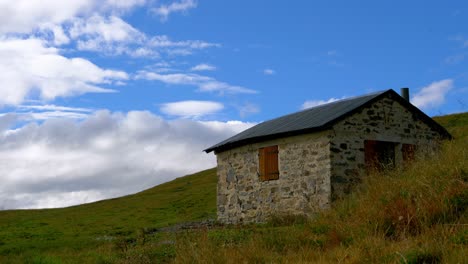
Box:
[0,169,217,263]
[0,112,467,263]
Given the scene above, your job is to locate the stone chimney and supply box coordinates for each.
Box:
[400,88,409,102]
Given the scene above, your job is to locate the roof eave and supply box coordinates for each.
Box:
[205,125,332,154]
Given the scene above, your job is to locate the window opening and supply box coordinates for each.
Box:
[365,140,396,172]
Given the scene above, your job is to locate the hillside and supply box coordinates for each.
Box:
[0,168,218,262]
[0,112,466,263]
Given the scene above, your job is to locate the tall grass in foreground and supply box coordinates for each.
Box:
[173,137,467,263]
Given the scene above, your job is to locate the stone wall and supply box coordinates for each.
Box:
[215,93,445,224]
[329,94,442,200]
[216,131,332,224]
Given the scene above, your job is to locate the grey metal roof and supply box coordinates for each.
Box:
[205,89,451,153]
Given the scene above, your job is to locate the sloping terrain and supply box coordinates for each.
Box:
[0,168,217,261]
[0,112,466,263]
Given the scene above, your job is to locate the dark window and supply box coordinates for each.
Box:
[258,145,279,181]
[365,140,396,172]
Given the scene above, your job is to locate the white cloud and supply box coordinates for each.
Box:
[0,110,254,209]
[148,35,220,55]
[160,100,224,118]
[0,37,128,106]
[149,35,219,49]
[238,103,260,118]
[136,71,209,83]
[152,0,197,22]
[13,104,94,121]
[68,20,218,57]
[70,15,147,56]
[301,97,345,109]
[0,1,216,58]
[104,0,146,10]
[412,79,454,110]
[0,0,88,34]
[27,111,91,121]
[4,191,109,210]
[263,68,275,75]
[0,113,18,132]
[191,63,217,71]
[18,104,93,113]
[39,23,70,45]
[0,0,146,35]
[0,1,256,210]
[136,71,257,94]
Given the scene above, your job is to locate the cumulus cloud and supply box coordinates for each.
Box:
[152,0,197,22]
[0,0,146,35]
[263,68,275,75]
[0,37,128,106]
[160,100,224,118]
[191,63,217,72]
[0,1,254,210]
[136,71,257,94]
[37,23,71,45]
[103,0,147,10]
[412,79,454,110]
[301,97,345,109]
[0,110,254,209]
[0,113,18,132]
[0,1,217,58]
[0,0,88,34]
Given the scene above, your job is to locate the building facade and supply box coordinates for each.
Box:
[205,89,451,224]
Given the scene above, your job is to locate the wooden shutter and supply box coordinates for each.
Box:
[265,146,279,180]
[258,145,279,181]
[259,147,266,181]
[364,140,378,172]
[402,144,416,163]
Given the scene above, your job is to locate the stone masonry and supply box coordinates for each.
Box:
[215,92,445,224]
[216,132,331,224]
[329,95,441,200]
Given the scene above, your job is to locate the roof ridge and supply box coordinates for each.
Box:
[254,89,390,125]
[298,89,388,111]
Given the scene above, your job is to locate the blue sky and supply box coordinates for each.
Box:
[0,0,467,209]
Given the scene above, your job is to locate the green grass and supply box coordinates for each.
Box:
[0,112,466,263]
[0,168,217,262]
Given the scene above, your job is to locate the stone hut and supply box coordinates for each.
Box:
[204,89,451,224]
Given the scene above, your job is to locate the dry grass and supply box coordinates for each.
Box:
[171,119,467,263]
